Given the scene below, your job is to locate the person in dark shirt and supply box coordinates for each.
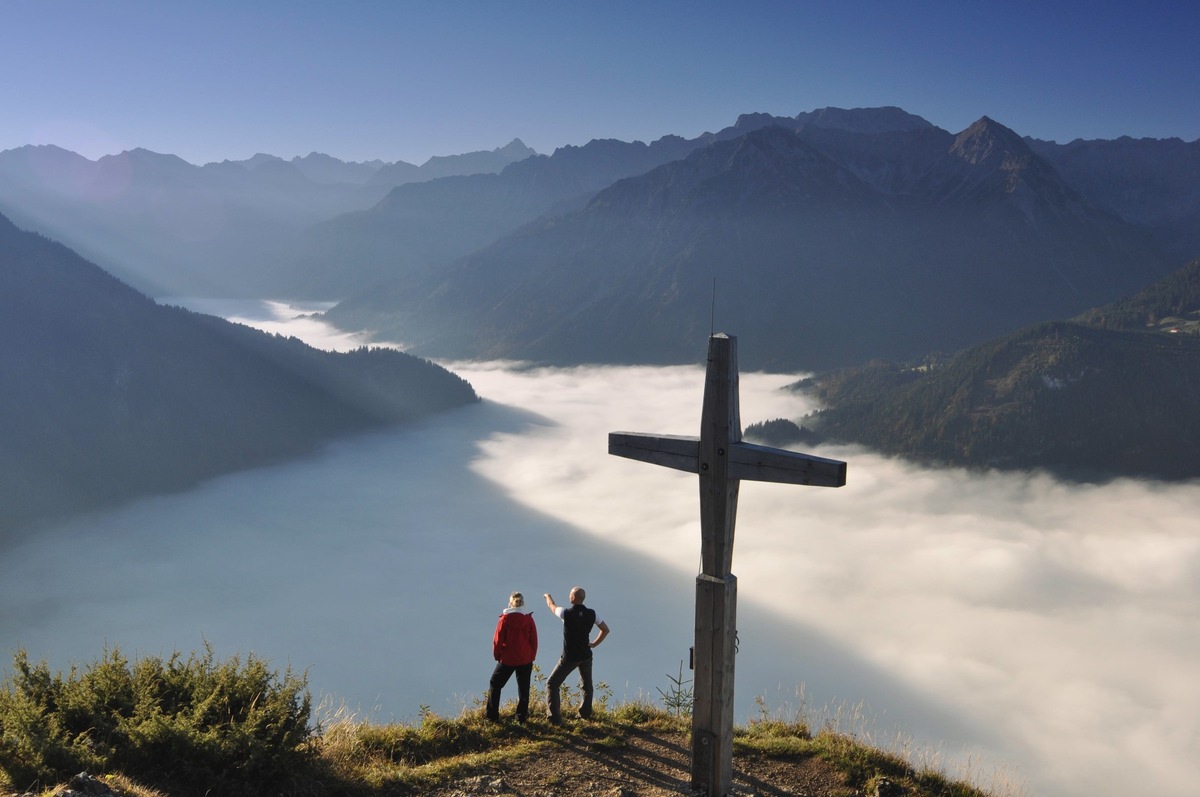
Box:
[543,586,610,723]
[487,591,538,722]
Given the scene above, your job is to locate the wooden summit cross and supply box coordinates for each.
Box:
[609,333,846,797]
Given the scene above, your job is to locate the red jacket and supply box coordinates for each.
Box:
[493,610,537,666]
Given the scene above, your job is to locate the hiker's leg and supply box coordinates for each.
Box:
[487,663,514,720]
[515,663,533,722]
[578,659,594,718]
[546,657,574,720]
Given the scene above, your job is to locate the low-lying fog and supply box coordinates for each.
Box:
[3,299,1197,797]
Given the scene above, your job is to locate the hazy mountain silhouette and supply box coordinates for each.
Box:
[371,138,537,184]
[801,257,1200,480]
[328,115,1171,370]
[287,152,387,184]
[0,139,539,298]
[271,109,936,300]
[0,212,478,533]
[3,106,1193,375]
[267,134,713,299]
[0,146,385,296]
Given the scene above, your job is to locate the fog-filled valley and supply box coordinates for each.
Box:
[3,301,1197,797]
[5,5,1200,796]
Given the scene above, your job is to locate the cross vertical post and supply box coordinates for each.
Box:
[609,333,847,796]
[693,332,740,789]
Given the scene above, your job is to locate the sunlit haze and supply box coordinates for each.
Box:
[6,6,1199,792]
[3,302,1196,797]
[3,2,1197,165]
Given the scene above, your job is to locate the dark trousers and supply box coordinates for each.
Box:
[546,656,593,719]
[487,662,533,721]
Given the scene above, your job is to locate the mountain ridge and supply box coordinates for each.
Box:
[1026,133,1200,263]
[0,212,478,533]
[0,137,541,297]
[267,131,714,298]
[328,113,1172,370]
[264,108,947,300]
[797,258,1200,480]
[4,106,1194,376]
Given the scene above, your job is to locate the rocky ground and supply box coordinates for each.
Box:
[422,728,851,797]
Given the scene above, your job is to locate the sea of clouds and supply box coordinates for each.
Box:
[450,361,1200,797]
[3,299,1196,797]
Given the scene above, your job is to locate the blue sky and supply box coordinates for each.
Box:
[4,0,1197,165]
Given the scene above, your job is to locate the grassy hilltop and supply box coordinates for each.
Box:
[0,647,1009,797]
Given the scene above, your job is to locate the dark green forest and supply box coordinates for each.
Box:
[799,259,1200,480]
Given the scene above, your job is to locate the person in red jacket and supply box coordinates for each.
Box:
[486,591,538,722]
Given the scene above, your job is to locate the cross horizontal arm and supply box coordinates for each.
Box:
[608,432,700,473]
[609,432,846,488]
[729,441,846,487]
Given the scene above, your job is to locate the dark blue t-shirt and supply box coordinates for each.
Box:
[559,604,598,660]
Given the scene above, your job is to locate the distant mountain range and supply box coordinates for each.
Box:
[4,106,1200,488]
[0,212,478,534]
[0,139,537,298]
[795,257,1200,480]
[326,110,1185,370]
[1028,135,1200,265]
[266,134,712,298]
[6,108,1193,373]
[284,108,939,303]
[366,138,536,186]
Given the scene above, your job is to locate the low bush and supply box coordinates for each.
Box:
[0,644,312,796]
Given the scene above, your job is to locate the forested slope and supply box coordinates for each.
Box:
[801,259,1200,480]
[0,213,477,533]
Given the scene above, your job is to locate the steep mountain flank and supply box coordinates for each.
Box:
[272,108,941,301]
[0,140,539,299]
[270,133,711,299]
[0,146,387,296]
[1028,134,1200,263]
[801,259,1200,480]
[329,118,1170,370]
[0,213,477,533]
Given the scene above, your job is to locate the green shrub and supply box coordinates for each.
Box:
[0,644,312,796]
[655,660,694,718]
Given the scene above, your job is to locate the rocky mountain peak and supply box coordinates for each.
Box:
[797,106,934,134]
[496,138,537,158]
[950,116,1033,167]
[730,107,935,138]
[732,112,788,131]
[939,116,1073,204]
[241,153,284,169]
